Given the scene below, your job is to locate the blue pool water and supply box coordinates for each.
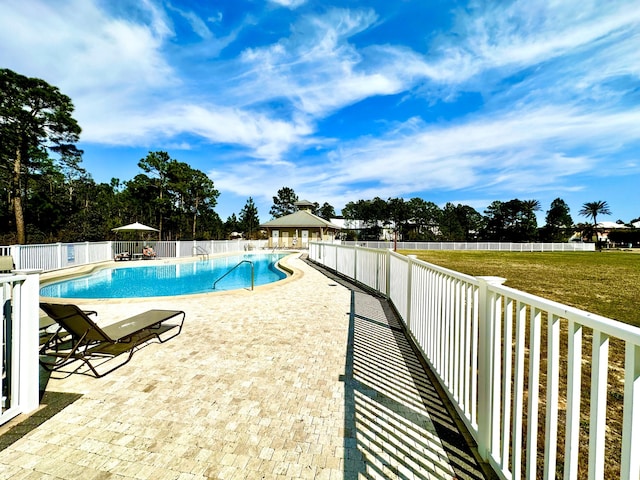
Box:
[40,253,288,299]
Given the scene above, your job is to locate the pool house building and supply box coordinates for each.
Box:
[259,200,341,248]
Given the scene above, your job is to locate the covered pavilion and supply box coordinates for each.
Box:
[260,200,341,248]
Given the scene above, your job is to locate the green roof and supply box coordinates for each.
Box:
[260,210,341,229]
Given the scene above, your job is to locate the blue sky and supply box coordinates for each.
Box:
[2,0,639,224]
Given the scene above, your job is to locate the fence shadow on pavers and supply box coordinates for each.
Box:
[0,357,83,451]
[304,258,487,480]
[0,391,82,452]
[342,290,487,480]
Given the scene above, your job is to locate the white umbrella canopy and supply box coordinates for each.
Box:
[112,222,160,242]
[111,222,159,232]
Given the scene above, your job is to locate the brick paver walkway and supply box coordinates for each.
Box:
[0,254,486,479]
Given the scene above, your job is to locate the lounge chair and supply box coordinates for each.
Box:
[39,309,97,354]
[39,303,185,377]
[114,251,131,261]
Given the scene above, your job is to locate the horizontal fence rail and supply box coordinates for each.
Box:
[309,242,640,480]
[343,241,596,252]
[2,240,270,271]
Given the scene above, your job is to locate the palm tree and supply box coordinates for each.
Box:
[579,201,612,244]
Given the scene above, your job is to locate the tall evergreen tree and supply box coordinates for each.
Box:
[483,199,539,241]
[225,214,241,237]
[318,202,336,220]
[407,198,441,240]
[167,161,219,239]
[239,197,260,239]
[541,198,573,242]
[387,197,410,242]
[269,187,298,218]
[521,199,541,241]
[138,151,174,239]
[0,68,83,243]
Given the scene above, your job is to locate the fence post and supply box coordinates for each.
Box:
[17,270,41,414]
[476,276,506,461]
[10,245,19,269]
[56,243,63,269]
[354,244,358,282]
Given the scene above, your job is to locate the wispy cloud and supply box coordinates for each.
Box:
[167,3,213,39]
[214,103,640,210]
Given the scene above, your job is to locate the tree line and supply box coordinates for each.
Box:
[339,196,639,244]
[259,187,636,245]
[2,68,637,245]
[340,196,570,242]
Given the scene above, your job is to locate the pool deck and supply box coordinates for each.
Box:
[0,254,487,479]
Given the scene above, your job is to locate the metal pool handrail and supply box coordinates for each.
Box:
[212,260,254,290]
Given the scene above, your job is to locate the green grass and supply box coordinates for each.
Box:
[399,250,640,328]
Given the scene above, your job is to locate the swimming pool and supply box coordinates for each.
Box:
[40,253,288,299]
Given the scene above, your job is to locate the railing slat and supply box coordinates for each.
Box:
[501,298,514,471]
[463,283,473,420]
[621,343,640,480]
[588,330,609,480]
[543,314,561,480]
[512,301,527,479]
[526,307,542,479]
[564,319,583,480]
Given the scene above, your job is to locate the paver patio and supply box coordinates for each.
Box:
[0,254,486,479]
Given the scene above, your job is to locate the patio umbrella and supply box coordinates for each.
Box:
[111,222,159,233]
[112,222,160,241]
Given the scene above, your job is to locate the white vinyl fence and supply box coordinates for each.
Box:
[309,242,640,480]
[343,241,596,252]
[3,240,269,271]
[0,271,40,425]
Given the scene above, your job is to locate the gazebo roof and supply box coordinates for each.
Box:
[260,210,341,229]
[294,199,315,209]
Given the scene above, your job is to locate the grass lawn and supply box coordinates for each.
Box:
[399,249,640,328]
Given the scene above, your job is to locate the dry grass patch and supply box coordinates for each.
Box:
[400,250,640,327]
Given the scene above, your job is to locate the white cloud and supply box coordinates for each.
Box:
[80,101,312,162]
[214,103,640,212]
[0,0,307,158]
[232,8,421,117]
[334,105,640,187]
[167,3,213,39]
[428,0,640,86]
[268,0,307,9]
[0,0,175,89]
[0,0,178,146]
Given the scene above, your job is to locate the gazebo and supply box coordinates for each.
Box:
[260,201,341,248]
